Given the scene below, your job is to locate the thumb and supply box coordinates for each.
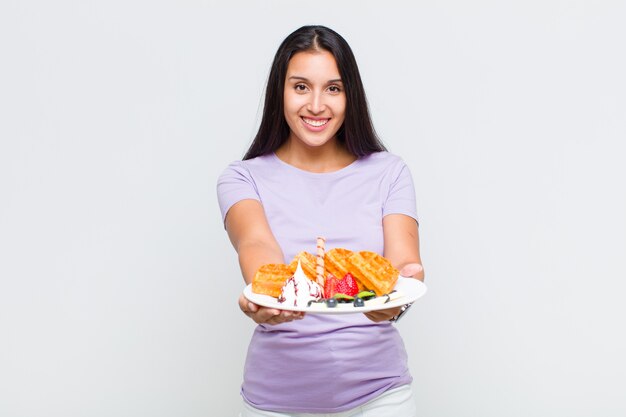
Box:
[239,293,259,313]
[400,263,423,278]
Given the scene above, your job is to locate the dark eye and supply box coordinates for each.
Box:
[295,84,307,91]
[328,85,341,93]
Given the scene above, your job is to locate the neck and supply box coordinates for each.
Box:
[275,138,356,173]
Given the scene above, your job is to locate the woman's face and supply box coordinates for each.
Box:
[283,50,346,149]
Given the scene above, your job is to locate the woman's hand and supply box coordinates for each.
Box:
[364,263,423,323]
[363,305,404,323]
[238,293,305,325]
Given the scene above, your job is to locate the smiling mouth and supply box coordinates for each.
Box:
[302,117,329,127]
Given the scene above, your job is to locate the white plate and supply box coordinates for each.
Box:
[243,277,427,314]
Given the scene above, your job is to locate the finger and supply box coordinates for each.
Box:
[365,310,387,321]
[400,263,423,277]
[283,310,305,320]
[238,296,252,316]
[256,307,280,323]
[266,314,291,326]
[239,296,260,316]
[275,310,297,323]
[238,293,248,309]
[365,306,402,322]
[267,310,304,325]
[364,312,387,322]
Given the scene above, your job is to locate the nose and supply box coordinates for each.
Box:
[307,90,326,114]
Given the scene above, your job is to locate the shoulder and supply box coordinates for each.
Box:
[358,152,416,197]
[361,151,405,164]
[358,151,409,175]
[218,154,275,181]
[216,155,277,221]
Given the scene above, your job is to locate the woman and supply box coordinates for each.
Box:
[217,25,424,416]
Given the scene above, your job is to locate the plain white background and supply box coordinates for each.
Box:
[1,1,625,416]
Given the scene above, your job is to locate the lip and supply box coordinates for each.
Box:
[300,116,330,132]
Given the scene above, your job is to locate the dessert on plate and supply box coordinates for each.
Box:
[251,237,402,309]
[276,260,323,307]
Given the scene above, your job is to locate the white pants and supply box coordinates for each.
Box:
[239,384,417,417]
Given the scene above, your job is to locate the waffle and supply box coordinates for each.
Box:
[252,248,399,298]
[287,251,318,281]
[347,251,399,295]
[252,263,293,298]
[324,248,352,280]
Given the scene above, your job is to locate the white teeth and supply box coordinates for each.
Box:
[303,118,329,127]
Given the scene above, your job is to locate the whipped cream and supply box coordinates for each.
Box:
[277,260,323,307]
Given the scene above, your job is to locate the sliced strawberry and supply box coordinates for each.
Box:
[343,273,359,296]
[335,273,359,297]
[324,274,338,298]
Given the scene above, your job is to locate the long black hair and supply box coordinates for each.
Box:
[243,25,386,160]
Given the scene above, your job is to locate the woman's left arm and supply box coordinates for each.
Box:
[364,213,424,322]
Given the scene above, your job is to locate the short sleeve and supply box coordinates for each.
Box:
[382,161,418,223]
[216,161,261,223]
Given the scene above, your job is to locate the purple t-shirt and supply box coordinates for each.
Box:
[217,151,418,413]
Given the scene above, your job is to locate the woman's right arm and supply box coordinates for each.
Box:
[225,199,304,324]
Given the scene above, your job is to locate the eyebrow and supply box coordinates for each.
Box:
[288,76,343,83]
